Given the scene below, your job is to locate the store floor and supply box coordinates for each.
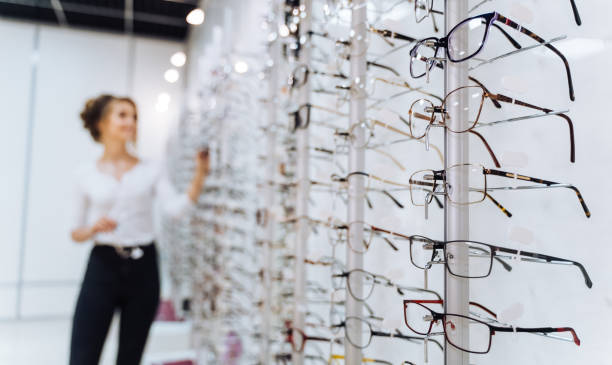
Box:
[0,316,194,365]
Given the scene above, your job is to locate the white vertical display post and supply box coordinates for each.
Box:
[345,0,367,363]
[293,0,312,364]
[262,3,281,364]
[444,1,470,365]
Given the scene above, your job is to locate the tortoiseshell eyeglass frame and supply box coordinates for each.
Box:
[408,164,590,218]
[408,84,575,163]
[409,12,575,100]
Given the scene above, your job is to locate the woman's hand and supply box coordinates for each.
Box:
[70,216,117,242]
[188,149,210,203]
[195,149,210,178]
[91,216,117,234]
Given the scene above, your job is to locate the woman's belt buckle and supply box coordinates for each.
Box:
[114,246,144,259]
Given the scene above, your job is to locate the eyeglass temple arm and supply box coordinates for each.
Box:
[393,329,445,351]
[370,330,432,345]
[469,243,513,271]
[467,301,498,318]
[306,335,332,342]
[490,93,575,163]
[367,60,401,77]
[489,21,522,50]
[495,14,575,101]
[484,168,591,217]
[490,325,580,346]
[569,0,582,25]
[484,192,513,218]
[468,129,502,168]
[468,76,502,108]
[495,246,592,288]
[396,285,443,301]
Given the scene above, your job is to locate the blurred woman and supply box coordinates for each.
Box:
[69,94,208,365]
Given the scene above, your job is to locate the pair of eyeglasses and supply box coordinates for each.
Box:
[333,75,443,109]
[406,235,593,288]
[332,316,444,350]
[273,177,407,210]
[414,0,582,26]
[329,288,384,331]
[408,163,590,218]
[331,266,439,302]
[307,30,410,78]
[409,12,575,100]
[288,63,348,91]
[285,327,340,353]
[334,119,445,164]
[287,103,346,132]
[407,84,575,163]
[403,299,581,354]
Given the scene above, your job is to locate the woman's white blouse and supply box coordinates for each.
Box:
[72,159,193,247]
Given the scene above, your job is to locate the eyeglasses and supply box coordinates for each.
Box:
[403,299,581,354]
[288,63,348,91]
[327,171,509,218]
[407,235,593,288]
[334,75,444,109]
[331,266,439,301]
[408,163,590,218]
[329,288,384,333]
[414,0,582,26]
[332,316,443,350]
[409,12,575,100]
[288,103,346,132]
[408,84,575,163]
[334,119,445,164]
[285,327,339,353]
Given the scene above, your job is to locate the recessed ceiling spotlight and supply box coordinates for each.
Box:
[164,69,180,83]
[186,8,205,25]
[170,52,186,67]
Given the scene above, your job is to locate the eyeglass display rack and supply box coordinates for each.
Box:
[164,0,590,364]
[162,49,265,363]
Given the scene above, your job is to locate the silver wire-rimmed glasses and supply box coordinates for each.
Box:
[331,316,443,350]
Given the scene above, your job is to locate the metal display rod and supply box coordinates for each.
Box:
[444,1,470,365]
[345,0,367,363]
[262,2,282,363]
[292,0,312,364]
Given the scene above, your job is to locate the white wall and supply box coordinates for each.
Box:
[0,18,185,319]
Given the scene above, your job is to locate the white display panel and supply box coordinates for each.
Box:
[0,20,35,285]
[21,25,130,284]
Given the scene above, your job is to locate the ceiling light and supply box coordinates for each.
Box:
[157,92,171,104]
[234,61,249,74]
[164,69,180,83]
[186,8,205,25]
[170,52,186,67]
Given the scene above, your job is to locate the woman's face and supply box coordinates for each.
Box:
[99,100,138,143]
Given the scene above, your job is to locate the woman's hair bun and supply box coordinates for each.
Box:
[79,94,136,142]
[80,94,115,142]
